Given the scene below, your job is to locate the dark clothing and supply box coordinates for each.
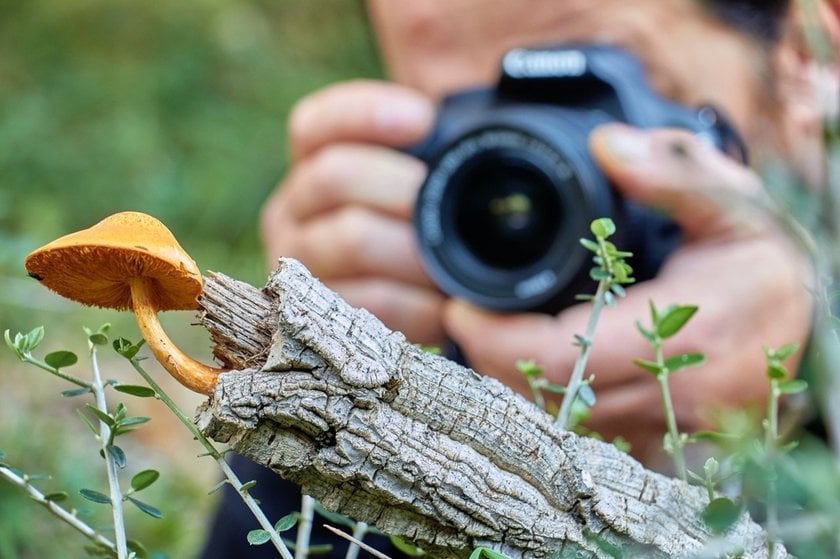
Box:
[197,454,404,559]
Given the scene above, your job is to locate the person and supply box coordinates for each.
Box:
[200,1,837,557]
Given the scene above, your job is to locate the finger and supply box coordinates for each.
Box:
[589,123,766,240]
[281,143,427,222]
[329,278,446,345]
[295,206,432,287]
[289,80,435,162]
[443,293,655,389]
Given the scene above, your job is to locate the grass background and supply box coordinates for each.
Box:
[0,1,382,557]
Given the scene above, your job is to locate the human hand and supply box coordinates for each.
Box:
[442,123,813,461]
[260,80,447,344]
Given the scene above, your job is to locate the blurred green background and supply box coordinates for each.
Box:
[0,1,381,557]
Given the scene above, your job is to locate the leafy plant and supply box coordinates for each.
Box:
[634,301,705,480]
[554,217,635,429]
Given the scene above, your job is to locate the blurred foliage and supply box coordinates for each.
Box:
[0,1,380,557]
[0,0,382,285]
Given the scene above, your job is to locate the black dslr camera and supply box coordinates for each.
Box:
[412,45,746,314]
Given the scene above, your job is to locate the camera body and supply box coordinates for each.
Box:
[412,45,746,313]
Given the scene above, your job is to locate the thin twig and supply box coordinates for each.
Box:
[90,343,129,558]
[217,458,294,559]
[0,465,117,552]
[296,495,315,559]
[345,521,369,559]
[323,525,393,559]
[555,280,608,429]
[126,357,294,559]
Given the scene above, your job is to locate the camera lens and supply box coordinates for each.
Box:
[415,125,605,312]
[453,155,562,270]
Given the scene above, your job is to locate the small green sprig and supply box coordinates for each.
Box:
[762,342,806,557]
[555,218,635,430]
[112,336,295,559]
[634,301,706,481]
[4,326,161,559]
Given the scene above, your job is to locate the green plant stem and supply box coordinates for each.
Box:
[89,343,129,559]
[527,378,546,411]
[126,358,293,559]
[20,354,91,389]
[556,279,608,429]
[0,464,118,553]
[656,371,686,482]
[126,359,216,456]
[217,458,294,559]
[765,381,781,557]
[296,494,315,559]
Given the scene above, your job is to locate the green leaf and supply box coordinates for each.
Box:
[239,480,258,495]
[633,358,663,376]
[45,350,78,369]
[579,238,600,253]
[247,529,271,546]
[515,359,543,379]
[590,218,616,239]
[90,334,109,346]
[688,430,737,443]
[656,305,699,339]
[778,379,808,395]
[80,488,112,504]
[663,353,706,374]
[127,540,148,559]
[577,384,596,408]
[23,326,45,353]
[539,383,568,394]
[307,544,334,555]
[130,470,160,492]
[113,338,145,360]
[84,404,115,428]
[635,321,656,344]
[207,479,230,495]
[390,535,425,557]
[769,342,800,361]
[313,501,356,529]
[62,387,93,398]
[106,445,126,469]
[273,513,298,533]
[116,403,128,421]
[118,416,151,428]
[702,497,741,534]
[43,491,69,503]
[767,363,788,380]
[648,300,660,325]
[469,547,511,559]
[590,268,611,281]
[703,457,720,479]
[127,497,162,519]
[610,283,627,298]
[77,409,100,437]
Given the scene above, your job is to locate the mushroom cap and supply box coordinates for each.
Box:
[25,212,203,311]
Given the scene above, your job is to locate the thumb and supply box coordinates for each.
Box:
[589,123,766,240]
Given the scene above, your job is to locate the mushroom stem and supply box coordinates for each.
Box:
[129,277,223,395]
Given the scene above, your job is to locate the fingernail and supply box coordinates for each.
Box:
[374,96,434,138]
[596,124,652,163]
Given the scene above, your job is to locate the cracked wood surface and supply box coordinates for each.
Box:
[196,257,783,558]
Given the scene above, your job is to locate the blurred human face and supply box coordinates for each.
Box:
[367,0,774,153]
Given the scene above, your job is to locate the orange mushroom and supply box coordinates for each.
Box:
[25,211,224,395]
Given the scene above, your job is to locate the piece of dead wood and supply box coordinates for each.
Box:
[196,257,783,558]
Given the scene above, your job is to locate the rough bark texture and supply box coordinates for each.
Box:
[196,258,784,558]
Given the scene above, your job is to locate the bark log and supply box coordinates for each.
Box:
[196,257,784,558]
